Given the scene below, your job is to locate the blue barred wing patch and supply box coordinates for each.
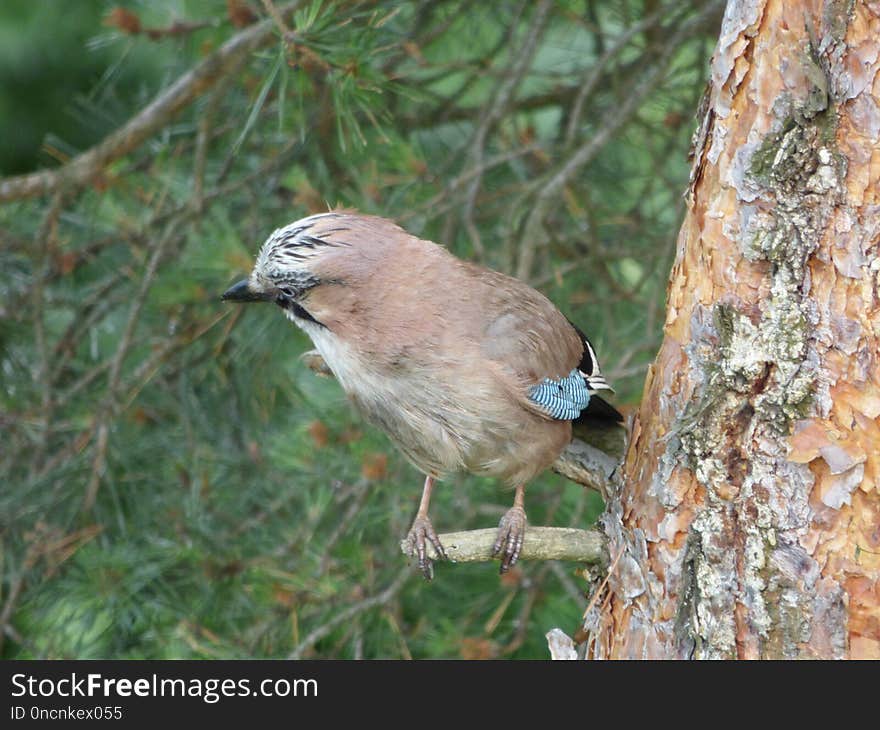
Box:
[527,368,591,420]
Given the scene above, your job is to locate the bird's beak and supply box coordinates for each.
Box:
[221,279,274,303]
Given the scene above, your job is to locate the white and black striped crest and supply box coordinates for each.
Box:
[255,213,350,274]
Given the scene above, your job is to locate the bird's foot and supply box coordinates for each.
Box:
[493,506,527,574]
[404,515,448,580]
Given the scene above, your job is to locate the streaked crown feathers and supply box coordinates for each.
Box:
[255,214,348,276]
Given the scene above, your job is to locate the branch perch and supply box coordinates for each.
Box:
[399,526,606,566]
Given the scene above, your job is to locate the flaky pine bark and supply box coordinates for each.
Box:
[587,0,880,658]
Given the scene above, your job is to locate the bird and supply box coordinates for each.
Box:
[222,211,622,579]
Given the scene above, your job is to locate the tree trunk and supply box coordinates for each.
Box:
[587,0,880,659]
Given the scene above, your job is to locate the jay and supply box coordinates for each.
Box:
[222,212,621,579]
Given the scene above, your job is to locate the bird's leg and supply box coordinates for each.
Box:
[404,475,448,580]
[493,484,527,574]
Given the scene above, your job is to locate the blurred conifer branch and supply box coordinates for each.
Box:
[0,2,302,202]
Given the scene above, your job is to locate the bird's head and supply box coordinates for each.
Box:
[223,212,387,325]
[221,213,334,306]
[222,211,409,330]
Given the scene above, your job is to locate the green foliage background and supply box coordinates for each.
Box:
[1,0,721,658]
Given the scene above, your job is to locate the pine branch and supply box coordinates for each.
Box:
[399,526,607,566]
[0,1,302,202]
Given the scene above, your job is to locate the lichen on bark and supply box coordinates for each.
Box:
[588,0,879,659]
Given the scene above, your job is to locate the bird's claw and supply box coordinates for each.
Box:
[405,515,448,580]
[492,506,527,574]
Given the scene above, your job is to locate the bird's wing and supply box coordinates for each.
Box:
[473,268,612,422]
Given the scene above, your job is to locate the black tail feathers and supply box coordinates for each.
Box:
[576,394,623,424]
